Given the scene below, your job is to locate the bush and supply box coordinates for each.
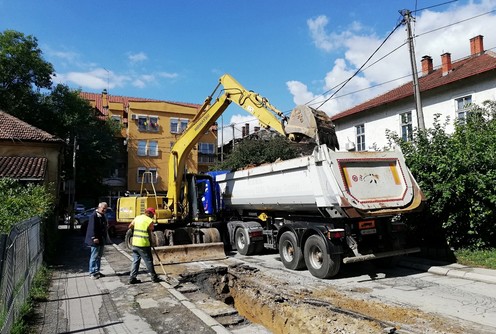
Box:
[387,101,496,249]
[0,178,54,233]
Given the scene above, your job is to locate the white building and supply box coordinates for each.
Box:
[332,35,496,151]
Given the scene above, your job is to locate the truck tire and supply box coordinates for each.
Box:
[152,231,166,246]
[279,231,306,270]
[125,228,133,250]
[236,228,259,256]
[304,235,340,279]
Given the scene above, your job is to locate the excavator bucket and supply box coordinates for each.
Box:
[152,242,226,264]
[286,105,340,151]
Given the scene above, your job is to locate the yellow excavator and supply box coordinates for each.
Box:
[116,74,337,262]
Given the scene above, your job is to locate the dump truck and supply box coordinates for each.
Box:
[215,144,424,278]
[117,74,425,278]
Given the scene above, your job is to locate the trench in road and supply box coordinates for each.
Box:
[177,263,470,334]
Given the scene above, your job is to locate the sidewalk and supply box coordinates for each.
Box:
[399,256,496,284]
[31,229,229,334]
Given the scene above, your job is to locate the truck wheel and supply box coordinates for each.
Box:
[125,228,133,250]
[279,231,306,270]
[235,228,251,255]
[152,231,166,246]
[304,235,340,279]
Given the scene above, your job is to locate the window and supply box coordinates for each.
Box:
[356,124,365,151]
[138,116,148,131]
[137,115,160,132]
[149,116,159,132]
[400,112,413,142]
[199,155,216,163]
[170,118,189,134]
[456,95,472,121]
[137,140,147,156]
[170,118,179,133]
[180,119,189,133]
[148,141,159,156]
[137,167,158,184]
[198,142,215,154]
[110,115,121,123]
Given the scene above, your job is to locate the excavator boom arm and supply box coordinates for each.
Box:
[167,74,290,217]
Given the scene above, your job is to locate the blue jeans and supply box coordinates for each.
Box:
[130,246,157,279]
[89,245,104,276]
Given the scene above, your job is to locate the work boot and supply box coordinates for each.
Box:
[152,276,162,283]
[128,278,141,284]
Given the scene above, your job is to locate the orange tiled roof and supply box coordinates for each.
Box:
[79,92,201,116]
[0,156,47,180]
[332,51,496,120]
[0,110,64,143]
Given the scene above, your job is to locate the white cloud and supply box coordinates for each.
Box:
[128,52,148,63]
[289,1,496,116]
[53,68,129,90]
[158,72,178,79]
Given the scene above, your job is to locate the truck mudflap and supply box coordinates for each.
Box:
[152,242,226,264]
[342,247,420,264]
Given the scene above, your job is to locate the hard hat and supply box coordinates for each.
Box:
[145,207,156,215]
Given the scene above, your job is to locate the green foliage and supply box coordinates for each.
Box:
[454,248,496,269]
[0,29,121,202]
[0,178,54,233]
[213,135,299,171]
[9,265,52,334]
[387,101,496,249]
[0,30,54,118]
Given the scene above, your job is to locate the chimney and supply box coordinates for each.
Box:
[421,55,433,76]
[241,126,246,137]
[245,123,250,135]
[254,126,260,132]
[101,89,109,111]
[470,35,484,56]
[441,52,452,76]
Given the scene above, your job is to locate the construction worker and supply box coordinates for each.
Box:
[128,207,161,284]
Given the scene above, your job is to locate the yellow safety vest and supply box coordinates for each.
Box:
[132,215,153,247]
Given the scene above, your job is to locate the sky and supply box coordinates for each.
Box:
[2,0,496,143]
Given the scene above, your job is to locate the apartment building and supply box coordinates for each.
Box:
[81,91,217,196]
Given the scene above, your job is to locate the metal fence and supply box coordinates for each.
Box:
[0,217,44,334]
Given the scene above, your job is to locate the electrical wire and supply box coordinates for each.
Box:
[315,21,403,110]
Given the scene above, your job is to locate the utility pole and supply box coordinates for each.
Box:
[231,123,235,151]
[220,116,224,162]
[401,9,425,131]
[70,135,77,231]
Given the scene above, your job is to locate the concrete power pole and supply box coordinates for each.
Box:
[401,9,426,131]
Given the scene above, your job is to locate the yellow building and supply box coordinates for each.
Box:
[80,90,217,196]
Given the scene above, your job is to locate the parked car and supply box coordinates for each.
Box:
[74,204,86,214]
[80,207,117,236]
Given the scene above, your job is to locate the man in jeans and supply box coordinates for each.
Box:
[85,202,108,279]
[128,207,161,284]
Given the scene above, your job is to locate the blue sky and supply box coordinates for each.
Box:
[2,0,496,142]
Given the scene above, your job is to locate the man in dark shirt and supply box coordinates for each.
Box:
[84,202,108,279]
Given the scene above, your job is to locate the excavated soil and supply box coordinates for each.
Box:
[180,263,473,334]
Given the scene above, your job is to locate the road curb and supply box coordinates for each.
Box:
[111,242,232,334]
[399,257,496,285]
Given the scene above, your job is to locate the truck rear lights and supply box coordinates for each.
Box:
[249,230,263,238]
[327,228,345,239]
[358,220,376,229]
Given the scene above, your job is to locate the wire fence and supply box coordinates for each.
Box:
[0,217,44,334]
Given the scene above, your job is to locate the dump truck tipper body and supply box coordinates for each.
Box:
[215,144,424,278]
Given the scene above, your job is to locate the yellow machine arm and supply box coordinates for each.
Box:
[167,74,290,218]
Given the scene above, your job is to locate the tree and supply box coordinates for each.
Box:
[0,30,54,118]
[387,101,496,249]
[213,135,299,171]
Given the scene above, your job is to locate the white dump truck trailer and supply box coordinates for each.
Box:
[216,144,425,279]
